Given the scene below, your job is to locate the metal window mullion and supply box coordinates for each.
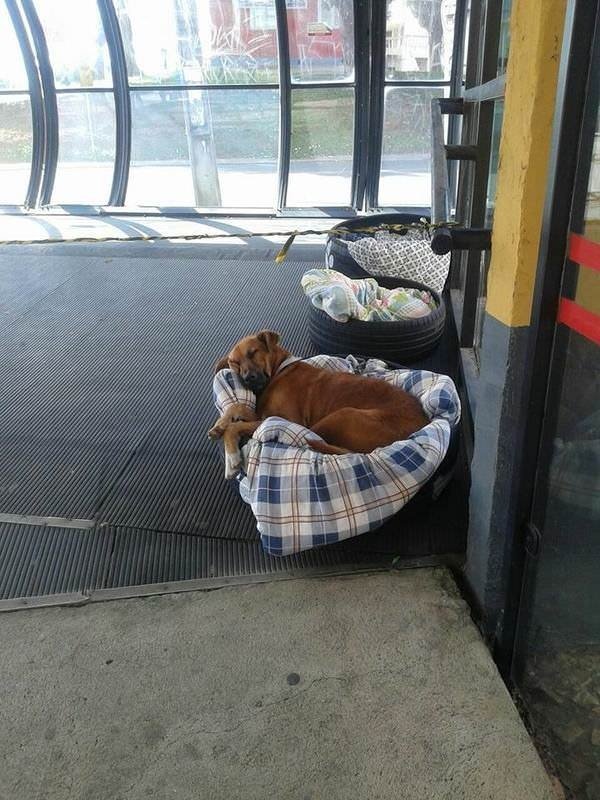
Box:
[351,0,370,209]
[97,0,131,207]
[20,0,58,206]
[275,0,291,210]
[385,79,452,87]
[4,0,44,208]
[365,0,387,208]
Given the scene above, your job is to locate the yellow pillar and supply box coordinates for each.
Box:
[485,0,567,328]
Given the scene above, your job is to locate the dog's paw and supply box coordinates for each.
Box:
[208,418,228,439]
[224,450,242,480]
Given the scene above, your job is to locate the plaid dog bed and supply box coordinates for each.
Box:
[213,356,461,556]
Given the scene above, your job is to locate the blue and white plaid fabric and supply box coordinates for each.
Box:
[213,355,461,556]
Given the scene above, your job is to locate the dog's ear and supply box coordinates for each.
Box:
[257,330,281,351]
[214,356,230,373]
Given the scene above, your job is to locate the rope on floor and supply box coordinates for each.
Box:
[0,221,456,263]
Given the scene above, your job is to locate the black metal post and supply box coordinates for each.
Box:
[97,0,132,207]
[275,0,291,210]
[4,0,44,208]
[20,0,58,206]
[351,0,370,210]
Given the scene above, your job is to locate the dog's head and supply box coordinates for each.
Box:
[214,330,288,394]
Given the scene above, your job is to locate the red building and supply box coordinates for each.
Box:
[208,0,350,72]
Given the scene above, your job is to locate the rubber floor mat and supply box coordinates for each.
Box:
[0,247,467,600]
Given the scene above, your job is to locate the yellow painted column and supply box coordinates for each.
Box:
[485,0,567,328]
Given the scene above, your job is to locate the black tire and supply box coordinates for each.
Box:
[307,277,446,363]
[325,212,427,279]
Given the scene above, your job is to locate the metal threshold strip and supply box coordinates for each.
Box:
[0,556,463,613]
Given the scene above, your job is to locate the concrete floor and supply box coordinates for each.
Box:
[0,569,556,800]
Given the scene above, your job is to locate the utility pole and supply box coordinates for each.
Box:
[175,0,221,206]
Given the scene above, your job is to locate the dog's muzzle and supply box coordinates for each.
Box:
[241,371,269,395]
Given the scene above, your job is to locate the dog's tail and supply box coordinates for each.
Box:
[306,439,350,456]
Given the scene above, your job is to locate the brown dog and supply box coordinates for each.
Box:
[208,330,428,477]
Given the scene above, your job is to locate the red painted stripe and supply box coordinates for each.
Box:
[558,298,600,345]
[569,233,600,272]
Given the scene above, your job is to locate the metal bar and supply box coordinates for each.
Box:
[20,0,58,206]
[350,0,370,210]
[445,144,477,160]
[430,226,492,255]
[290,80,355,89]
[129,82,280,92]
[97,0,131,207]
[384,79,452,87]
[0,513,95,529]
[431,99,450,223]
[275,0,291,210]
[459,0,503,347]
[365,0,387,208]
[3,0,44,208]
[0,87,32,95]
[48,82,369,94]
[463,73,506,102]
[447,0,469,208]
[440,97,464,115]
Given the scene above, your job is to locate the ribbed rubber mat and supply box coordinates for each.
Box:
[0,247,467,600]
[0,523,112,599]
[0,256,316,525]
[104,526,388,588]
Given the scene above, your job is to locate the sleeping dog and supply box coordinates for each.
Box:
[208,330,428,478]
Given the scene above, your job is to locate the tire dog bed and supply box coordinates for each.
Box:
[307,276,446,362]
[318,214,449,361]
[213,355,461,556]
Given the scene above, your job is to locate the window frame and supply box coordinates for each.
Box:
[0,0,468,215]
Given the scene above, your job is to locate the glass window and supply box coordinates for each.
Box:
[514,327,600,798]
[0,2,29,91]
[378,87,445,207]
[288,0,354,82]
[249,6,276,31]
[32,0,112,88]
[287,87,354,206]
[497,0,513,76]
[51,93,116,204]
[117,0,279,86]
[514,95,600,800]
[0,96,33,204]
[127,89,278,208]
[485,100,504,225]
[583,106,600,244]
[385,0,456,81]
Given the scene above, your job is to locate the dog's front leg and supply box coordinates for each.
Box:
[223,420,261,479]
[208,403,257,440]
